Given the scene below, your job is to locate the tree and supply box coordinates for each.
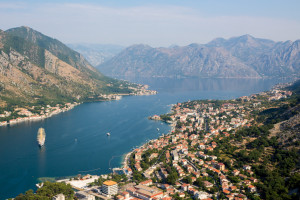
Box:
[166,173,178,185]
[14,182,74,200]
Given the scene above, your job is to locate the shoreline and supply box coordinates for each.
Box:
[0,88,158,128]
[0,102,80,127]
[120,119,176,170]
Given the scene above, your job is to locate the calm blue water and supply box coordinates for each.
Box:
[0,77,291,199]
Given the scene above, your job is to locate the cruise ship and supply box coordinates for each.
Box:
[37,128,46,147]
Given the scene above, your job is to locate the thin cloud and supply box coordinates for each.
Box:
[0,2,299,46]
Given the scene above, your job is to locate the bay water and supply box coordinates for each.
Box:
[0,77,290,199]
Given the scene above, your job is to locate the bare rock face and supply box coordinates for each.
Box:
[98,35,300,78]
[0,26,135,106]
[277,105,300,149]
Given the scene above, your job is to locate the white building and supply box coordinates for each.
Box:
[171,150,179,161]
[102,180,118,195]
[75,191,95,200]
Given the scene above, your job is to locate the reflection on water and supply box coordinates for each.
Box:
[121,76,292,93]
[38,146,46,176]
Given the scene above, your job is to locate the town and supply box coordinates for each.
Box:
[0,102,79,127]
[42,84,298,200]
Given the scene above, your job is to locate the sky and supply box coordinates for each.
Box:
[0,0,300,47]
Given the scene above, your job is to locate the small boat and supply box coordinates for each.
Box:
[107,132,110,136]
[157,128,159,131]
[37,128,46,147]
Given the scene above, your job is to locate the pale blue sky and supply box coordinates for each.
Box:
[1,0,299,46]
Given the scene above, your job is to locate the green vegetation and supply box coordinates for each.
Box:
[0,27,144,111]
[160,114,172,122]
[13,181,74,200]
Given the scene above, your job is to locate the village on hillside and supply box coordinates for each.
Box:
[47,83,299,200]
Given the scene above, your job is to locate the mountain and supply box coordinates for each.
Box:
[0,26,137,107]
[97,35,300,78]
[67,44,124,66]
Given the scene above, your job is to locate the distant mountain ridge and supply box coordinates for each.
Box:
[0,26,136,107]
[67,43,124,66]
[97,35,300,78]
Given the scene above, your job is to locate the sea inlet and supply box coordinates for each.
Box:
[0,77,291,199]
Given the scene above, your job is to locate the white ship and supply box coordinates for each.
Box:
[37,128,46,147]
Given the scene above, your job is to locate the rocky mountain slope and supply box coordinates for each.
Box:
[98,35,300,78]
[67,44,124,66]
[0,26,136,107]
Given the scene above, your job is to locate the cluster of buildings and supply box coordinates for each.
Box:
[56,175,120,200]
[267,89,292,101]
[116,97,271,199]
[46,86,294,200]
[0,102,78,126]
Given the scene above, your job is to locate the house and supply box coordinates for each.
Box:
[232,170,240,176]
[178,192,185,198]
[210,156,217,160]
[243,165,251,170]
[226,194,234,200]
[162,184,171,189]
[175,182,181,187]
[116,195,125,200]
[149,153,159,160]
[247,170,254,175]
[192,171,200,178]
[199,143,206,149]
[181,159,188,165]
[217,163,225,171]
[244,180,251,185]
[140,179,153,186]
[135,163,142,171]
[194,191,212,200]
[248,185,257,193]
[181,183,189,191]
[203,181,213,188]
[135,152,142,160]
[75,191,95,200]
[249,177,257,183]
[191,177,197,183]
[126,168,133,175]
[129,185,164,200]
[223,190,230,195]
[230,186,237,192]
[121,191,130,199]
[238,174,247,180]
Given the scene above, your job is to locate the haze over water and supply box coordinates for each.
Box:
[0,77,291,199]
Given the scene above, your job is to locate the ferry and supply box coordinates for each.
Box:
[37,128,46,147]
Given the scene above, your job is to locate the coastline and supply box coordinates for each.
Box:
[0,102,80,127]
[0,87,158,128]
[120,118,176,170]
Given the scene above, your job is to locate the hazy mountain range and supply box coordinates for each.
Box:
[97,35,300,78]
[67,44,124,66]
[0,26,135,107]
